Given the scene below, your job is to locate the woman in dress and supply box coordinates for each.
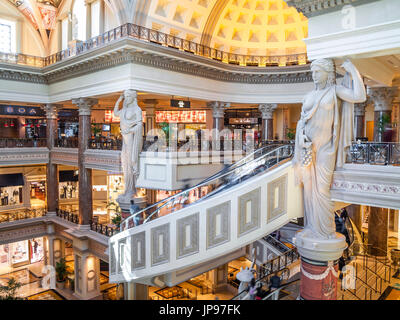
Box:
[114,89,143,200]
[293,59,366,239]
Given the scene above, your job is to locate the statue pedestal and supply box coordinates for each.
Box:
[117,194,147,219]
[294,230,347,300]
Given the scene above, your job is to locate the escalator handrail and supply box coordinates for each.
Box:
[120,144,284,231]
[142,144,293,224]
[121,144,294,231]
[261,279,300,300]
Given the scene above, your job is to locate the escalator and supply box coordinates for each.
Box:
[109,143,304,286]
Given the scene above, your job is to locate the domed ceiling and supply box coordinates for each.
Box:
[145,0,308,56]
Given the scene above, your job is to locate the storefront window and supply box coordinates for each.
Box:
[59,181,78,200]
[0,238,45,274]
[0,186,22,206]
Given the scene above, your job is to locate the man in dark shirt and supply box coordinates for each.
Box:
[270,273,281,290]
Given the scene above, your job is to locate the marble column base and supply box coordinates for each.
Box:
[294,230,347,300]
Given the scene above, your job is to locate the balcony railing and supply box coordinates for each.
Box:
[0,24,308,69]
[89,220,118,237]
[88,137,122,151]
[55,208,118,237]
[348,142,400,165]
[0,138,47,148]
[0,208,46,224]
[54,137,79,148]
[55,208,79,224]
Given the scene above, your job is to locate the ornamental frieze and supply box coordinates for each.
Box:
[0,41,312,85]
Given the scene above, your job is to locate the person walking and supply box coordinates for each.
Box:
[130,200,141,226]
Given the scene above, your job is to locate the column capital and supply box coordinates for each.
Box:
[367,87,397,112]
[41,104,63,119]
[258,103,277,119]
[354,101,367,116]
[72,98,98,116]
[208,101,229,118]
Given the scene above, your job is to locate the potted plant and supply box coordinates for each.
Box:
[286,128,296,141]
[55,257,70,289]
[0,278,22,300]
[111,213,122,228]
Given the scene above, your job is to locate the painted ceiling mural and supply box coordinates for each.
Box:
[6,0,58,30]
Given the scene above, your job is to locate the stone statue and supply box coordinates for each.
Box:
[72,14,78,40]
[114,89,143,203]
[293,59,366,239]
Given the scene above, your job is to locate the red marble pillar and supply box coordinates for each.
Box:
[72,98,98,226]
[43,104,61,214]
[368,206,388,256]
[368,87,397,142]
[295,231,346,301]
[259,104,277,141]
[300,259,339,300]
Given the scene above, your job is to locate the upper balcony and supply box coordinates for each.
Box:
[0,24,313,105]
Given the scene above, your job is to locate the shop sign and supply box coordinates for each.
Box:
[156,110,206,123]
[229,118,258,124]
[105,110,146,123]
[170,99,190,109]
[0,105,44,117]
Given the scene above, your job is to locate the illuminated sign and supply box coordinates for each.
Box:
[0,105,44,117]
[229,118,258,124]
[105,110,146,123]
[156,111,206,123]
[170,99,190,108]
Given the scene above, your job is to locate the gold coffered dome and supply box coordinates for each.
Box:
[147,0,308,57]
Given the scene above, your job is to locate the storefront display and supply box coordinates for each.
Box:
[59,181,78,199]
[107,175,124,206]
[10,240,29,267]
[0,186,22,206]
[59,170,79,200]
[0,173,24,207]
[29,238,44,263]
[0,238,45,272]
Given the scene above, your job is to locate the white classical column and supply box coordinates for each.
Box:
[208,101,229,132]
[57,20,62,51]
[124,282,149,300]
[208,264,228,293]
[99,0,105,34]
[85,0,92,40]
[46,236,65,267]
[258,103,277,141]
[73,243,101,300]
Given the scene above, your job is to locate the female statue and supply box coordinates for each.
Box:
[293,59,366,239]
[114,89,143,201]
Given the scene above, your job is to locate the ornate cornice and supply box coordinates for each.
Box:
[0,40,312,86]
[0,67,46,84]
[286,0,379,18]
